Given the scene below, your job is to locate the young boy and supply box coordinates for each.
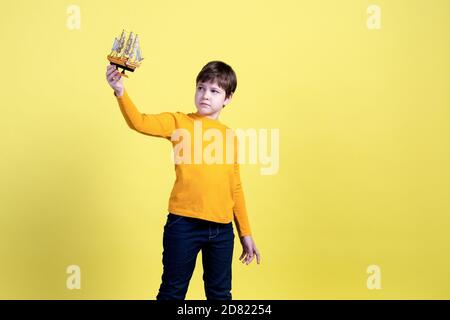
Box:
[106,61,260,300]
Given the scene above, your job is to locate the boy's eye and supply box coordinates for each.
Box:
[197,86,219,93]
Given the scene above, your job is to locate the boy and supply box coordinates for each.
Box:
[106,61,260,300]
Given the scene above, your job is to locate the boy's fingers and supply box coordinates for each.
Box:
[239,251,245,260]
[113,77,122,85]
[106,68,116,77]
[111,71,119,80]
[106,70,115,80]
[108,74,116,82]
[106,65,119,76]
[107,68,119,78]
[108,71,120,82]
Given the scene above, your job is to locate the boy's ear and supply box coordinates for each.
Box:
[223,93,233,107]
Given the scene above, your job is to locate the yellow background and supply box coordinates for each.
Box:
[1,0,449,299]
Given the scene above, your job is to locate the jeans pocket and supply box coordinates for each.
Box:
[165,214,185,228]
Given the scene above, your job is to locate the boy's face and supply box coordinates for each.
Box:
[194,80,232,119]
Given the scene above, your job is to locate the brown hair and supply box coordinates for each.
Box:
[196,61,237,101]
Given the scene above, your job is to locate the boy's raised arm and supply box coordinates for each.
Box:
[115,90,177,139]
[106,64,176,139]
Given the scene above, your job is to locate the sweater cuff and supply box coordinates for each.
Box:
[240,233,252,238]
[114,89,126,99]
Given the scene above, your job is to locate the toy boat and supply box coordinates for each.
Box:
[107,29,144,78]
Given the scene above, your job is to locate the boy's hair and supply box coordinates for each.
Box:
[196,61,237,102]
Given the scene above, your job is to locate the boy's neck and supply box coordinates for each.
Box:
[195,111,221,121]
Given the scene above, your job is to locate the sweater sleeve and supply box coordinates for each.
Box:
[232,135,252,238]
[115,90,176,139]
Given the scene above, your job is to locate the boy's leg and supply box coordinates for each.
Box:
[156,214,204,300]
[202,221,234,300]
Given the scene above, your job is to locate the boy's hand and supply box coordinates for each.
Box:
[239,235,261,265]
[106,64,125,97]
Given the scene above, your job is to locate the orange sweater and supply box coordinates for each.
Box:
[115,90,252,237]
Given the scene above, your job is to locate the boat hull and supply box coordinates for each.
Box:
[107,55,140,72]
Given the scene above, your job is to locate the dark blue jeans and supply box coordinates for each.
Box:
[156,213,235,300]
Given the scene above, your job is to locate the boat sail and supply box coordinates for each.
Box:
[122,32,134,57]
[107,29,144,77]
[130,35,144,63]
[109,38,119,56]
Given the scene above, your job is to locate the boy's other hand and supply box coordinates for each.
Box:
[239,235,261,266]
[106,64,125,97]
